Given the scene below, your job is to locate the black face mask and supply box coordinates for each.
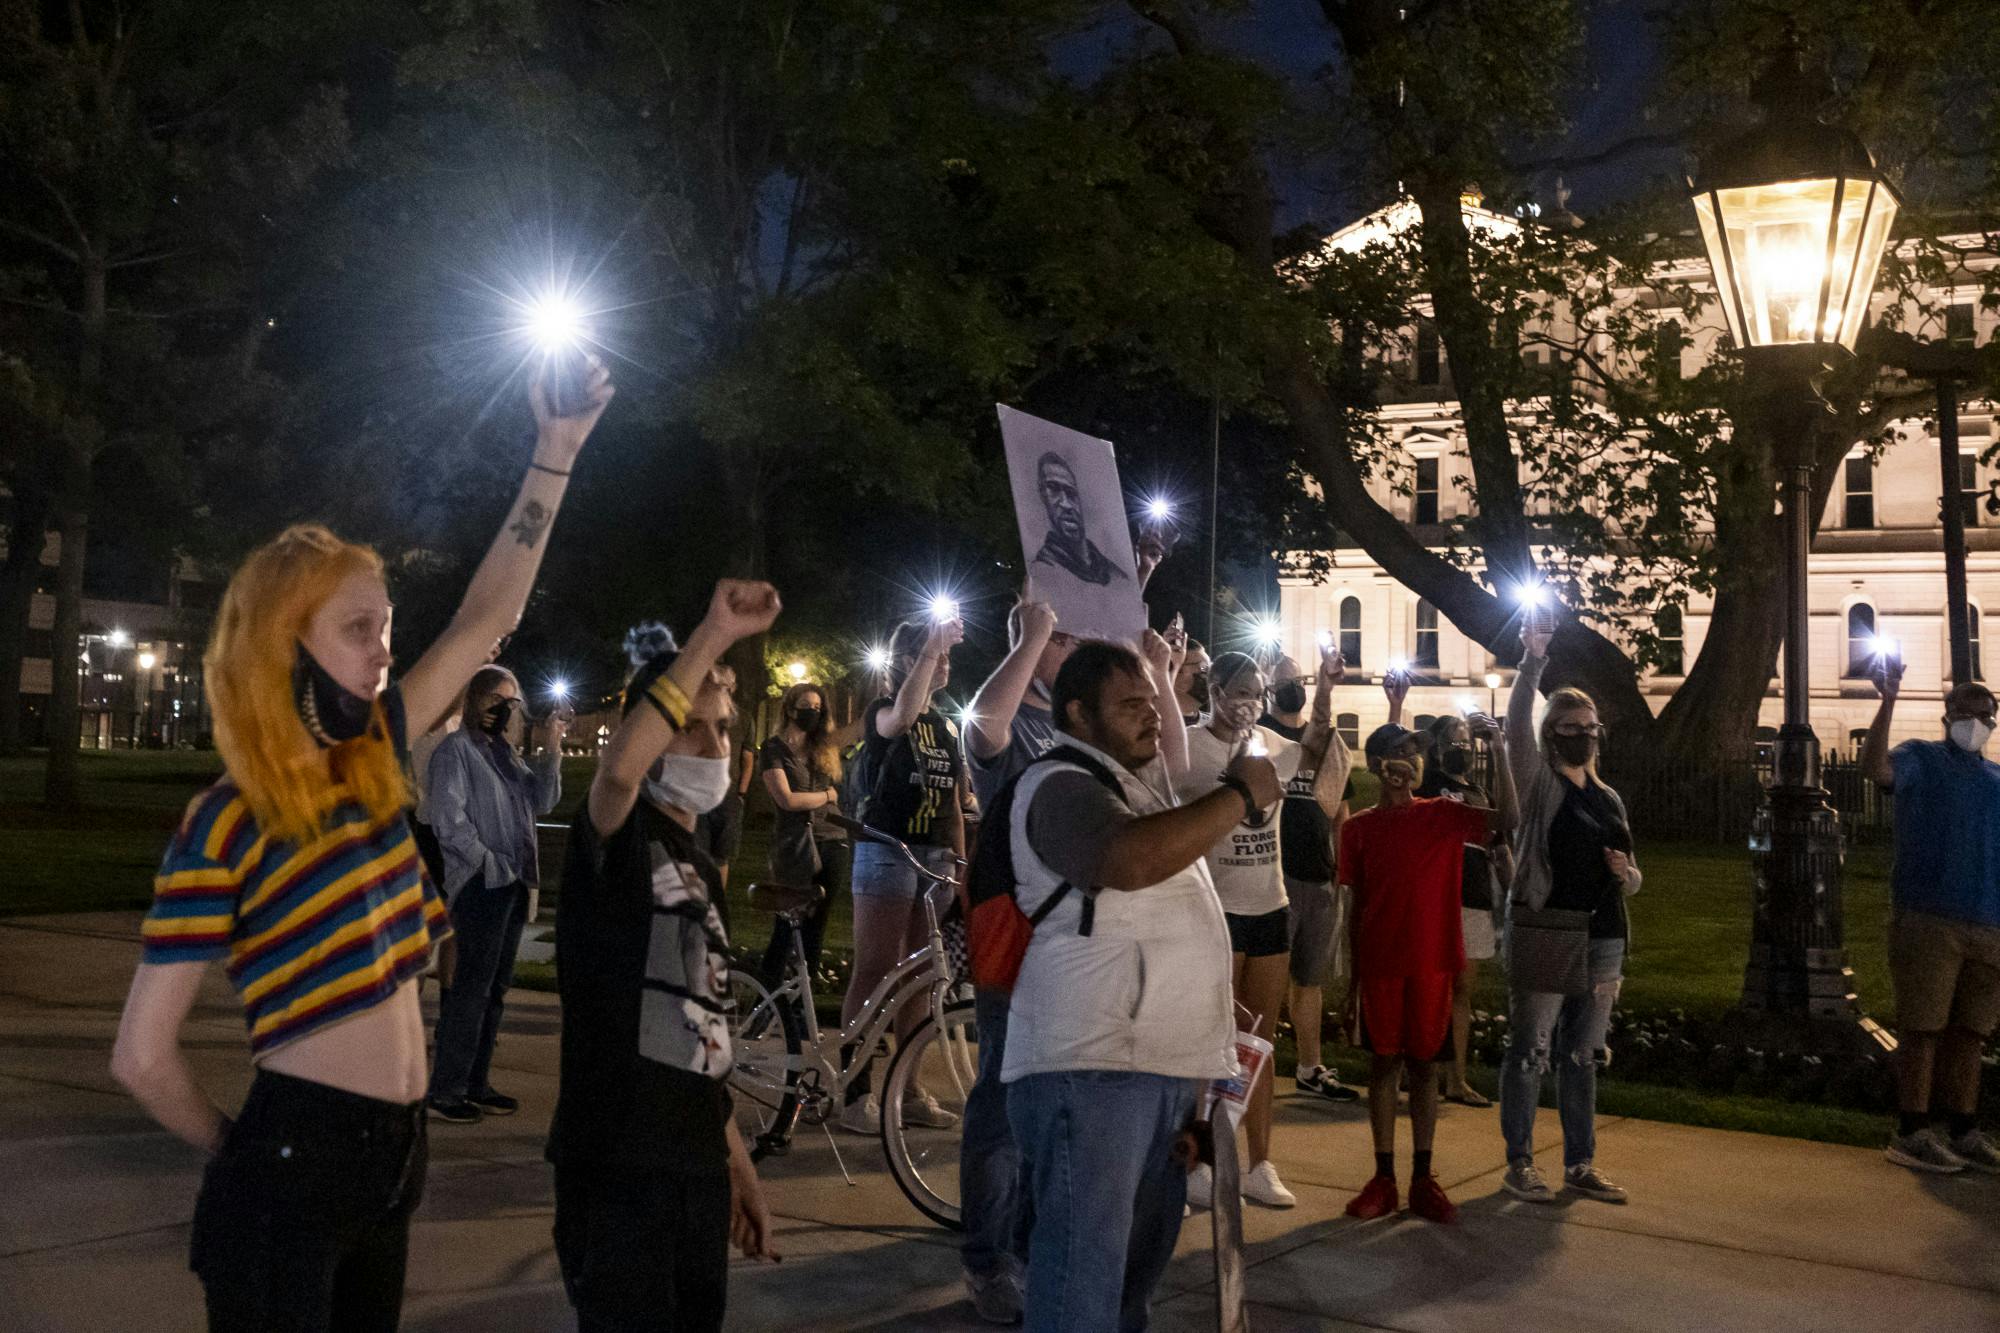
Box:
[293,644,374,747]
[1552,733,1598,768]
[1186,673,1210,710]
[1271,681,1307,714]
[1439,747,1472,776]
[482,697,518,739]
[792,708,824,733]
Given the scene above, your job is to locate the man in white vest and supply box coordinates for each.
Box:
[1003,640,1279,1332]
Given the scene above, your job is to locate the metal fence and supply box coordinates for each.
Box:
[1603,753,1893,846]
[1452,748,1893,846]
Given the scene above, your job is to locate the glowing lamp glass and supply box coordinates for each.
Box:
[1691,176,1897,353]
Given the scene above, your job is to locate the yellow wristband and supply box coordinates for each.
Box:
[644,675,691,731]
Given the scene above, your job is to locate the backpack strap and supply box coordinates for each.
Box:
[1018,745,1124,938]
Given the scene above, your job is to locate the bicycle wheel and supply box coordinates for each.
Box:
[879,1000,979,1229]
[727,967,803,1158]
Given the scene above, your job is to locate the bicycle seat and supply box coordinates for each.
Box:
[747,882,826,916]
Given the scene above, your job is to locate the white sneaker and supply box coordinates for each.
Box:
[838,1094,881,1135]
[1185,1163,1213,1209]
[901,1089,960,1129]
[1243,1159,1297,1208]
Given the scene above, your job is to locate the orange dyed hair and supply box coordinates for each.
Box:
[203,525,411,846]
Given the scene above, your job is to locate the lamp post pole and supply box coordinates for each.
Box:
[1740,372,1877,1031]
[1687,44,1902,1053]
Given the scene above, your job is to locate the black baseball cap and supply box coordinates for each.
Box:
[1364,723,1419,761]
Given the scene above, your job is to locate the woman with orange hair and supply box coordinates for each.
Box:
[109,364,614,1332]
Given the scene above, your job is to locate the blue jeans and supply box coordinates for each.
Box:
[430,879,530,1101]
[960,987,1029,1279]
[1500,936,1625,1168]
[1006,1070,1199,1333]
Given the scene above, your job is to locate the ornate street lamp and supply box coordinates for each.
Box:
[1688,53,1900,1042]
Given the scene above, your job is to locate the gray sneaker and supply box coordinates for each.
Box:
[1563,1163,1628,1203]
[1949,1130,2000,1174]
[1886,1127,1967,1174]
[965,1269,1024,1326]
[1502,1160,1557,1203]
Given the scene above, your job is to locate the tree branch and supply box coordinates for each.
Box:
[0,220,79,265]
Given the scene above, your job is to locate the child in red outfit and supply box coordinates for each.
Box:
[1338,724,1490,1223]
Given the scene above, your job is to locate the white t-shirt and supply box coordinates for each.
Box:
[1178,723,1303,917]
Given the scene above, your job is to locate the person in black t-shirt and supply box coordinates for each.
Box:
[836,614,968,1136]
[1259,655,1361,1105]
[549,581,782,1333]
[1414,711,1517,1107]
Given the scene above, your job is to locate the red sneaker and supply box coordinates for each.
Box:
[1344,1173,1399,1220]
[1409,1173,1458,1224]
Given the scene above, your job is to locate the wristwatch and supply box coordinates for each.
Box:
[1218,775,1259,820]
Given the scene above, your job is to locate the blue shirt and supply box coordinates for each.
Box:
[424,727,562,896]
[1889,739,2000,926]
[968,697,1061,810]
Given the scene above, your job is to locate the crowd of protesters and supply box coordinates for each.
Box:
[104,355,2000,1333]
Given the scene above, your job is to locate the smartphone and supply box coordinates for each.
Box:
[1528,602,1559,636]
[544,348,593,418]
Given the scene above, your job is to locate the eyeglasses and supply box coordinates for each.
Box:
[1551,724,1608,740]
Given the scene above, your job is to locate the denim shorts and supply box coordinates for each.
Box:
[851,839,957,900]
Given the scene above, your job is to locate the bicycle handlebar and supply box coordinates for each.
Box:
[829,814,961,882]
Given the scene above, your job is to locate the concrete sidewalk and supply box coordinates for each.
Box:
[1,912,1996,1332]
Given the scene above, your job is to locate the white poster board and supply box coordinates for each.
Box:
[998,405,1148,640]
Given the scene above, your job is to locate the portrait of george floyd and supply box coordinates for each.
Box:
[998,406,1149,640]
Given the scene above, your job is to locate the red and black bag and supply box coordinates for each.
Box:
[965,745,1122,993]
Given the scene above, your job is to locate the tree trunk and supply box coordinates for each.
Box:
[0,483,52,755]
[43,254,104,810]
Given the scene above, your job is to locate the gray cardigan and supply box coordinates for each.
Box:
[1503,654,1642,917]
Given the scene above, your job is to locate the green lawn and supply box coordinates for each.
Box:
[0,749,1915,1145]
[3,749,1893,1020]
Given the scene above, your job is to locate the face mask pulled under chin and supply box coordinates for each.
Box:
[1949,718,1995,753]
[644,752,734,815]
[293,643,375,747]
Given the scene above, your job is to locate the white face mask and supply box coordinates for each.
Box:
[1949,718,1994,754]
[644,752,733,814]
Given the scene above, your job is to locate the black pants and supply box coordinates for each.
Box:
[190,1069,426,1333]
[553,1160,730,1332]
[759,839,847,987]
[431,877,530,1101]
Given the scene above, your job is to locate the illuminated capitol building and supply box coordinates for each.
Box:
[1268,200,1997,754]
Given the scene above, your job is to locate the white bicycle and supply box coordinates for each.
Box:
[728,815,982,1229]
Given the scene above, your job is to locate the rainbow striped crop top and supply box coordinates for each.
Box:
[141,719,451,1056]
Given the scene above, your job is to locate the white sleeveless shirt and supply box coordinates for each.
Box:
[1000,737,1237,1083]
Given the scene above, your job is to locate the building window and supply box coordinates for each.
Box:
[1414,600,1440,669]
[1844,603,1876,679]
[1658,603,1684,676]
[1948,301,1977,347]
[1415,322,1441,385]
[1961,453,1983,527]
[1413,713,1437,733]
[1413,457,1439,525]
[1337,596,1362,667]
[1844,456,1873,530]
[1973,605,1984,682]
[1655,318,1684,386]
[1336,712,1360,749]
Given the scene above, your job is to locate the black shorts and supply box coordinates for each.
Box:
[698,792,746,863]
[1226,906,1291,959]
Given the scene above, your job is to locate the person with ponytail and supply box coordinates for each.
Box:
[1497,619,1641,1207]
[548,582,784,1330]
[422,664,567,1123]
[109,363,613,1332]
[756,679,847,982]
